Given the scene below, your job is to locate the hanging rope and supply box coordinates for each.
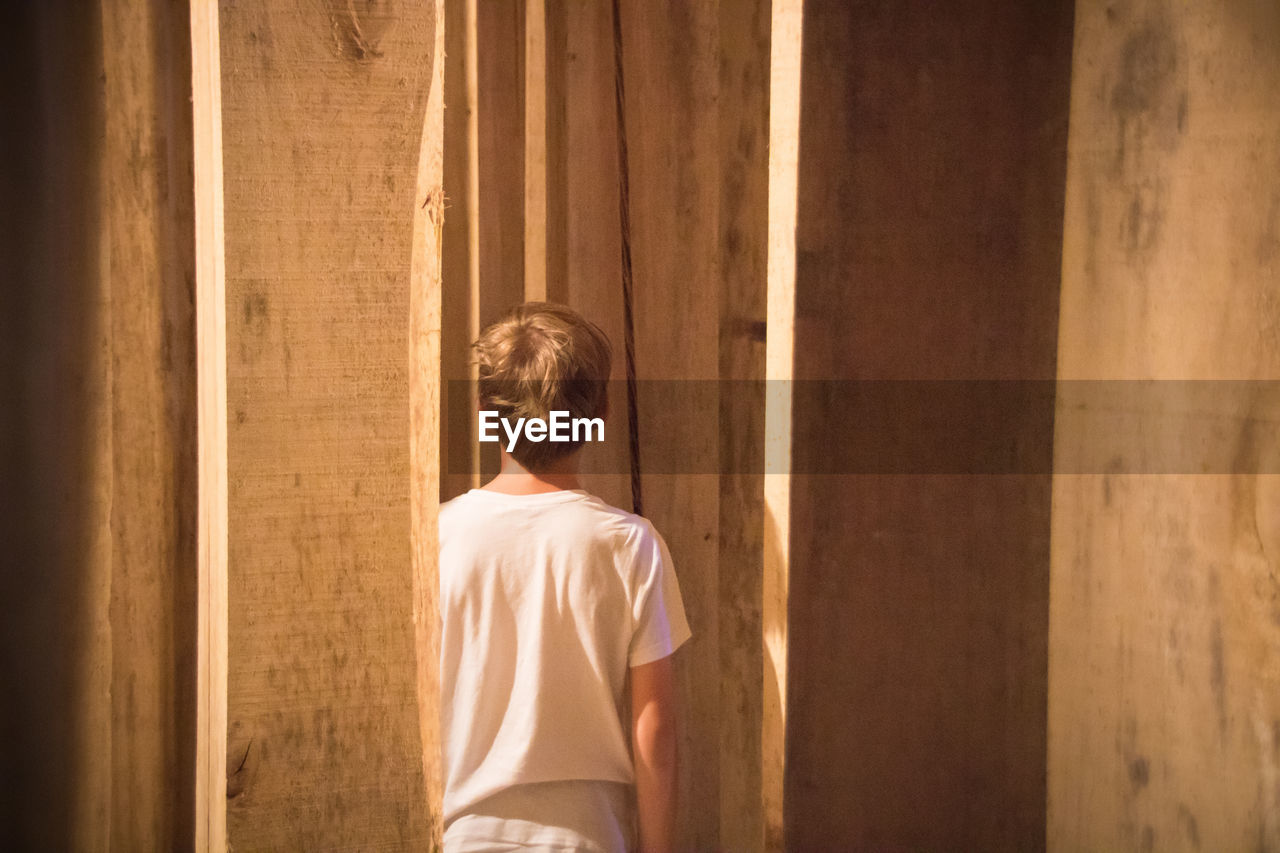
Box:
[610,0,643,517]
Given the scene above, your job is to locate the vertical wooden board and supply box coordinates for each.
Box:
[562,0,629,511]
[618,2,723,848]
[523,0,547,301]
[762,2,802,847]
[542,0,569,304]
[557,2,725,847]
[220,4,436,847]
[1048,2,1280,850]
[475,0,526,481]
[102,0,198,846]
[192,0,229,847]
[716,0,770,850]
[441,0,478,501]
[786,0,1074,848]
[410,1,447,841]
[0,5,108,849]
[476,0,525,322]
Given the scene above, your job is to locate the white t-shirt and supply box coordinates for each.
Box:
[437,487,693,838]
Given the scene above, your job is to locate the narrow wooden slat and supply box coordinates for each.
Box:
[191,1,227,850]
[542,0,569,305]
[474,0,527,481]
[477,0,526,320]
[410,1,447,842]
[524,0,547,302]
[763,2,802,848]
[562,0,630,509]
[102,1,200,847]
[441,0,481,500]
[717,0,771,849]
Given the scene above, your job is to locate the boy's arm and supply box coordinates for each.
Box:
[630,654,678,853]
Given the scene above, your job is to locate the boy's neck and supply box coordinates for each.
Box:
[480,451,583,495]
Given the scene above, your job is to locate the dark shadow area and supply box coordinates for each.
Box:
[0,3,198,846]
[0,3,106,848]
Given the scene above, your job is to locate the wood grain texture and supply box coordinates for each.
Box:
[102,1,200,846]
[785,0,1074,848]
[476,0,525,318]
[0,2,198,847]
[475,0,527,482]
[542,0,569,305]
[1048,2,1280,850]
[554,2,766,847]
[220,2,437,846]
[440,0,480,500]
[717,0,770,850]
[523,0,547,302]
[613,4,722,846]
[561,0,630,511]
[763,2,802,848]
[410,1,446,843]
[192,0,228,848]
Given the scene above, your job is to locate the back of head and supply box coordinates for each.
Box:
[472,301,613,471]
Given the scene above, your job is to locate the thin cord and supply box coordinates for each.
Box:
[610,0,643,517]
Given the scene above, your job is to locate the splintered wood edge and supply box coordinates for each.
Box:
[410,0,447,843]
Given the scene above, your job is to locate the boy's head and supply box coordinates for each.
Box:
[472,301,612,471]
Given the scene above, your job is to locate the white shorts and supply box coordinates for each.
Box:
[443,779,635,853]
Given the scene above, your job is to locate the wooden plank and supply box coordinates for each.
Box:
[549,4,774,847]
[474,0,527,481]
[717,0,770,850]
[102,0,201,847]
[440,0,480,500]
[621,2,723,845]
[562,0,630,510]
[524,0,547,302]
[542,0,569,304]
[476,0,526,320]
[219,3,438,846]
[103,0,200,840]
[763,2,802,848]
[560,1,724,847]
[785,0,1074,848]
[410,2,447,843]
[1048,2,1280,850]
[192,0,228,849]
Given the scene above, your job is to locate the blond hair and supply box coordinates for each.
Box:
[472,302,612,470]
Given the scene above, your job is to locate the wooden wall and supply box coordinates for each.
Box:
[5,1,1277,850]
[219,2,442,847]
[1048,1,1280,850]
[0,1,198,848]
[443,1,771,848]
[784,0,1075,848]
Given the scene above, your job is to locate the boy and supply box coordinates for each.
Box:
[438,302,692,852]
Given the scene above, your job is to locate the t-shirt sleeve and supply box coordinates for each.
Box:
[627,522,693,667]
